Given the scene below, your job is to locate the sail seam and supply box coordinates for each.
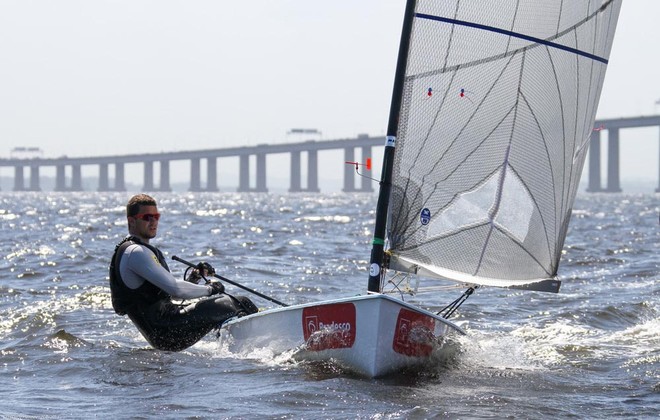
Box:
[393,69,460,229]
[543,44,565,264]
[395,50,519,239]
[474,48,526,277]
[516,90,556,268]
[395,222,553,278]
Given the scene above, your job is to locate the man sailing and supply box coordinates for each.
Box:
[109,193,257,351]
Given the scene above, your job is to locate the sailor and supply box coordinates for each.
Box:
[109,193,257,351]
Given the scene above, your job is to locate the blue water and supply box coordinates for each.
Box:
[0,192,658,419]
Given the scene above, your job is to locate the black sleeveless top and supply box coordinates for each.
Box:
[108,236,171,316]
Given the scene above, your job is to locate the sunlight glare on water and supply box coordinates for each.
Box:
[0,192,658,418]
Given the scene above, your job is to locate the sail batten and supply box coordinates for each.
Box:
[386,0,621,292]
[414,12,611,64]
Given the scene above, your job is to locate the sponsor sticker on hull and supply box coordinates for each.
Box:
[302,303,356,351]
[392,308,436,357]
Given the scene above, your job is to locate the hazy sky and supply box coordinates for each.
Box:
[0,1,658,183]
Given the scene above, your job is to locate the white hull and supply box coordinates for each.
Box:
[219,294,465,377]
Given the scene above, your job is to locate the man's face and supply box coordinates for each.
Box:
[128,205,160,240]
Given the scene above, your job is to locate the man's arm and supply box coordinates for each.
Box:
[121,244,212,299]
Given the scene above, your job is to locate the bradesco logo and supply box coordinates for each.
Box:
[392,308,436,357]
[302,303,356,351]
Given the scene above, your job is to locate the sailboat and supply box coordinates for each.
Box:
[217,0,622,377]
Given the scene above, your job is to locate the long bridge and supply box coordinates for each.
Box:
[587,115,660,192]
[1,115,659,193]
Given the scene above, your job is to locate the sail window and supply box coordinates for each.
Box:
[427,166,533,243]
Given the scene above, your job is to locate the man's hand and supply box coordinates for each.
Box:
[185,261,216,284]
[208,280,225,296]
[185,268,205,284]
[197,262,215,277]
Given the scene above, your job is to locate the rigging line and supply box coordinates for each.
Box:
[504,0,522,54]
[415,7,611,65]
[438,286,476,319]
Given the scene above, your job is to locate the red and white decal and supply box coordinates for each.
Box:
[302,303,356,351]
[392,308,436,357]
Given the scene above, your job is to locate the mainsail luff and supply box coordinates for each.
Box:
[386,0,621,292]
[368,0,418,293]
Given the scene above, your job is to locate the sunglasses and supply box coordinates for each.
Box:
[132,213,161,222]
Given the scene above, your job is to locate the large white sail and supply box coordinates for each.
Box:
[386,0,622,292]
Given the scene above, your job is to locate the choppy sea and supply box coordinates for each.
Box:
[0,192,658,419]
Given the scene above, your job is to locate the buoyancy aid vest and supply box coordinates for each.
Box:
[108,236,171,315]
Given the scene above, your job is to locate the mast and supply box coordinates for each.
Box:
[367,0,417,293]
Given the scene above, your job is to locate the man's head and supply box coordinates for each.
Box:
[126,194,159,242]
